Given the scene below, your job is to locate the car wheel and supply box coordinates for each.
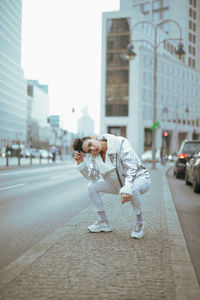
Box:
[193,180,200,193]
[185,172,191,185]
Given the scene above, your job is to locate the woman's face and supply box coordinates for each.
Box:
[82,138,102,154]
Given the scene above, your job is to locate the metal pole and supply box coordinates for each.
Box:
[152,29,157,169]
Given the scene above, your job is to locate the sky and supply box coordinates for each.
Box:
[21,0,120,134]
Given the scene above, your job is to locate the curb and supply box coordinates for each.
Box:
[162,165,200,299]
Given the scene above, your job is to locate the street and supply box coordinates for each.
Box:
[167,166,200,285]
[0,161,89,270]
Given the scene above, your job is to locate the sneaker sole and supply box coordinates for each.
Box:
[88,227,112,233]
[131,232,144,239]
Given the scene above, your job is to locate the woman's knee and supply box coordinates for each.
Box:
[87,181,98,196]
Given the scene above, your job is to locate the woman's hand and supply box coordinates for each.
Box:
[121,193,131,204]
[74,151,84,165]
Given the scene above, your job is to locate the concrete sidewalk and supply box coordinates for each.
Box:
[0,164,199,299]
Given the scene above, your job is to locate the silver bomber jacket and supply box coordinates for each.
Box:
[75,134,150,195]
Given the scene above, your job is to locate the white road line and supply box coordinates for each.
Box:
[0,183,26,191]
[49,174,67,180]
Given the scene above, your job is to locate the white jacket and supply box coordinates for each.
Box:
[75,134,150,195]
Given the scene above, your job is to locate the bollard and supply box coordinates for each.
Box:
[6,154,9,167]
[30,154,32,165]
[18,153,20,166]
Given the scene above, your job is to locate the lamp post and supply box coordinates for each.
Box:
[123,19,185,169]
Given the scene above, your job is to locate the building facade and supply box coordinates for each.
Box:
[78,108,95,137]
[100,2,200,157]
[0,0,27,147]
[27,80,50,147]
[120,0,200,69]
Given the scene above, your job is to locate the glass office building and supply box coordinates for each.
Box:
[0,0,27,146]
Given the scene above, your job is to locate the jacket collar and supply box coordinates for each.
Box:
[98,134,119,154]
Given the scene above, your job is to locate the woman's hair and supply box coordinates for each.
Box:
[72,136,91,153]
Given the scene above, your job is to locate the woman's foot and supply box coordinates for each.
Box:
[88,219,112,233]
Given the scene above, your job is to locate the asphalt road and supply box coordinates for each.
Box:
[167,166,200,285]
[0,162,89,270]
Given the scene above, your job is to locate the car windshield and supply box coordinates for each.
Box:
[182,143,200,154]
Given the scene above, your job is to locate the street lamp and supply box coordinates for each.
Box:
[122,19,185,169]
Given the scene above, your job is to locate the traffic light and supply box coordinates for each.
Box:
[163,131,168,137]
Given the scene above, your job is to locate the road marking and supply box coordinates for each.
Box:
[0,183,26,191]
[49,174,67,180]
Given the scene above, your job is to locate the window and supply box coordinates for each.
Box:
[153,12,160,22]
[153,0,160,9]
[108,126,126,137]
[189,20,192,29]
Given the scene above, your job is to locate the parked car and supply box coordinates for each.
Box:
[20,148,31,158]
[29,148,40,158]
[141,149,160,163]
[39,149,52,159]
[174,140,200,178]
[185,148,200,193]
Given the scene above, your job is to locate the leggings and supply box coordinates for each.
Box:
[88,176,151,216]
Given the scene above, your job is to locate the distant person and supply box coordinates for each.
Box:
[72,134,151,239]
[51,145,57,162]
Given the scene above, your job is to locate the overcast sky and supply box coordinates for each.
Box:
[21,0,120,133]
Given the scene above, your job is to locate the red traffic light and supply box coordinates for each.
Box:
[164,131,168,137]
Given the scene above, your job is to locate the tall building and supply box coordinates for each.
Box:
[120,0,200,69]
[100,1,200,157]
[78,107,95,137]
[0,0,27,146]
[27,80,50,147]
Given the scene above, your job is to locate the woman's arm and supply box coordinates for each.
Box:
[119,139,139,195]
[74,152,101,182]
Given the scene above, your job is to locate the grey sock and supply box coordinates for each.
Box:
[136,213,143,224]
[98,211,109,223]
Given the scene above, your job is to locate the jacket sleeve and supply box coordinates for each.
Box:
[75,159,101,182]
[119,139,139,195]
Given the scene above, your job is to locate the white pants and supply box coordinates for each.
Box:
[88,176,151,216]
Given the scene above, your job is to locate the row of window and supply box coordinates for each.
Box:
[0,5,21,39]
[106,103,128,116]
[107,35,130,51]
[106,70,128,85]
[189,0,197,8]
[0,82,26,101]
[0,36,21,63]
[0,62,25,88]
[0,13,21,44]
[140,0,169,12]
[143,54,200,82]
[0,0,22,24]
[142,89,199,112]
[189,20,196,32]
[189,7,197,20]
[106,85,128,102]
[143,105,199,124]
[142,72,199,97]
[188,57,195,68]
[189,32,196,44]
[0,51,23,76]
[107,19,130,34]
[188,44,196,56]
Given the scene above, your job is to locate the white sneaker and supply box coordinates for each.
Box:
[88,219,112,233]
[131,222,145,239]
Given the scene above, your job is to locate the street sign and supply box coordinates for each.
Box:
[150,122,160,131]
